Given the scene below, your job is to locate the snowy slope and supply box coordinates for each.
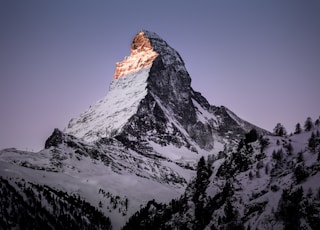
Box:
[65,68,150,142]
[0,140,190,229]
[122,124,320,230]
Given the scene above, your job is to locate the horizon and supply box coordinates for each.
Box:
[1,0,319,151]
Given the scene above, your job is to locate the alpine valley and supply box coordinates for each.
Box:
[1,31,320,230]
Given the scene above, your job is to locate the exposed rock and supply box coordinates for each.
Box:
[45,128,64,149]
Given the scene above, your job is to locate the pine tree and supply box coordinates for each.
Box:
[304,117,313,131]
[245,129,258,143]
[294,123,302,134]
[249,171,253,180]
[195,157,208,194]
[265,163,270,175]
[259,136,269,153]
[294,164,308,183]
[273,123,287,136]
[286,142,293,155]
[256,170,261,178]
[224,200,235,223]
[277,187,303,230]
[308,132,316,152]
[193,156,213,230]
[194,156,211,203]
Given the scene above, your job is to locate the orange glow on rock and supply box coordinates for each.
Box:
[113,31,159,79]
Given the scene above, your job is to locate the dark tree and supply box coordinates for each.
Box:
[224,200,236,223]
[193,157,214,230]
[294,164,308,183]
[286,142,293,155]
[294,123,302,134]
[259,136,269,153]
[194,156,212,202]
[277,187,303,230]
[272,149,283,161]
[304,117,313,132]
[273,123,287,136]
[308,132,317,153]
[249,171,253,180]
[265,163,270,175]
[245,129,258,144]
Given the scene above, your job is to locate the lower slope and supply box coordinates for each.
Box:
[122,126,320,230]
[0,128,206,229]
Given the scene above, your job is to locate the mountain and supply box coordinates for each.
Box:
[64,30,266,151]
[1,30,318,230]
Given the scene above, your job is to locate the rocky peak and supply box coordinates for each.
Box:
[114,31,159,79]
[113,30,187,80]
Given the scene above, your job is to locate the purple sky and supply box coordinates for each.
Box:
[1,0,320,151]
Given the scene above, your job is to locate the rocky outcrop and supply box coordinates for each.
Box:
[45,128,64,149]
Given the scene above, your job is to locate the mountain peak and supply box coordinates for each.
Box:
[114,31,159,79]
[114,30,186,81]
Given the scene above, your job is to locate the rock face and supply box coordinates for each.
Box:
[65,30,266,151]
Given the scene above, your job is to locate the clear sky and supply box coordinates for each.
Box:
[1,0,319,151]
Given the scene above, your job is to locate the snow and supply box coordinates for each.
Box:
[65,67,150,142]
[192,99,218,127]
[0,153,182,230]
[149,141,196,162]
[1,130,209,229]
[2,114,320,230]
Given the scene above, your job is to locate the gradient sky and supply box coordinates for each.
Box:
[1,0,319,151]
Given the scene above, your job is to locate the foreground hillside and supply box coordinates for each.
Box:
[0,176,112,229]
[1,121,319,229]
[123,124,320,230]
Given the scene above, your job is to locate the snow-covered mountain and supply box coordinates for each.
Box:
[64,30,266,151]
[1,30,318,229]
